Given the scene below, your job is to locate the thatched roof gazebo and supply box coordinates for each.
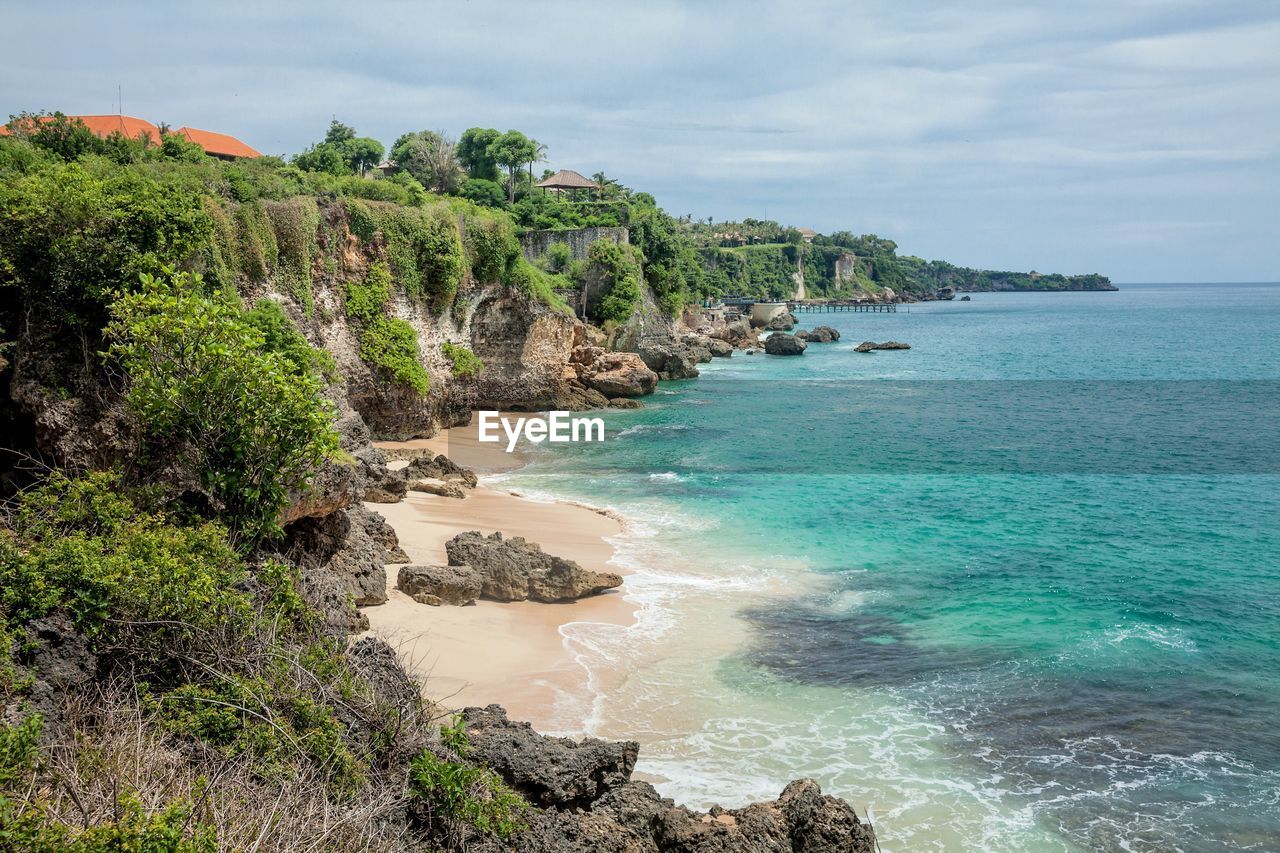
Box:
[536,169,601,198]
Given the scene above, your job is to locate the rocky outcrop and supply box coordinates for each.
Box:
[795,326,840,343]
[679,335,714,364]
[576,350,659,398]
[709,319,756,349]
[463,705,638,808]
[636,340,700,381]
[397,564,482,606]
[2,614,97,735]
[471,292,585,412]
[404,453,479,489]
[460,705,878,853]
[444,531,623,602]
[283,504,406,629]
[853,341,911,352]
[408,478,467,499]
[706,339,734,358]
[764,312,797,332]
[765,333,807,356]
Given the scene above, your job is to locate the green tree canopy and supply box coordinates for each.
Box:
[487,130,537,203]
[457,127,500,182]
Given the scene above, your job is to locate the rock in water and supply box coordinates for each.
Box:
[580,351,659,397]
[459,705,879,852]
[397,564,482,606]
[796,325,840,343]
[707,338,735,357]
[854,340,912,352]
[445,531,623,602]
[765,333,807,356]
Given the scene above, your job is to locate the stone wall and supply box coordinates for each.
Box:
[519,226,629,263]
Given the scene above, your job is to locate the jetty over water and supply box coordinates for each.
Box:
[717,297,898,314]
[790,301,897,313]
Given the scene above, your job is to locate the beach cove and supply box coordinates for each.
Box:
[369,285,1280,851]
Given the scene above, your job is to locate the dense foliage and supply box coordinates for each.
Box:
[343,262,431,395]
[107,269,340,545]
[441,342,483,379]
[587,238,645,324]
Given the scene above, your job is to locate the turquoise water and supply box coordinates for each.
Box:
[494,284,1280,851]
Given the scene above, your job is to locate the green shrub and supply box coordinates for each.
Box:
[263,196,320,312]
[0,160,211,329]
[543,241,572,274]
[0,472,252,642]
[242,298,337,381]
[463,212,520,284]
[106,269,339,545]
[232,199,277,283]
[505,259,572,315]
[588,238,643,324]
[409,749,527,839]
[442,342,483,379]
[343,263,430,395]
[360,317,430,395]
[459,177,506,208]
[344,198,379,243]
[344,262,394,325]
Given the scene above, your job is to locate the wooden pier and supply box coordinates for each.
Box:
[789,301,897,313]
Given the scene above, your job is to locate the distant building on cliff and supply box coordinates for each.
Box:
[797,227,818,243]
[1,113,262,160]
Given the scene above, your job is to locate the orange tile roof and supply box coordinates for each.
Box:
[176,126,261,159]
[74,114,161,143]
[0,113,158,141]
[1,114,261,159]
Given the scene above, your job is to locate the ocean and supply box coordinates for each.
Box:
[488,283,1280,851]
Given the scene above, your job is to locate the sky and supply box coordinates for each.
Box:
[2,0,1277,282]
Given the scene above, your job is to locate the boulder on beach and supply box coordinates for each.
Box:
[397,564,482,606]
[765,332,807,356]
[407,478,466,499]
[795,326,840,343]
[854,340,912,352]
[404,453,478,488]
[445,530,623,602]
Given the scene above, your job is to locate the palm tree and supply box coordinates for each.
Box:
[528,140,547,185]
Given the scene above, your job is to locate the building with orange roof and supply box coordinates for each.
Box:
[175,126,261,160]
[1,113,261,160]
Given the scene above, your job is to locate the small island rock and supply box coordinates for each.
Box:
[765,333,807,356]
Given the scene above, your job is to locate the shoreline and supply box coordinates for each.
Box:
[361,425,638,732]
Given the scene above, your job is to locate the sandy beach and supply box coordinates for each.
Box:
[362,421,636,731]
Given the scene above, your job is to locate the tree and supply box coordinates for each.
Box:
[343,137,385,176]
[487,130,537,204]
[7,112,102,161]
[293,120,384,176]
[528,139,547,184]
[323,120,356,145]
[457,127,501,182]
[391,130,463,194]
